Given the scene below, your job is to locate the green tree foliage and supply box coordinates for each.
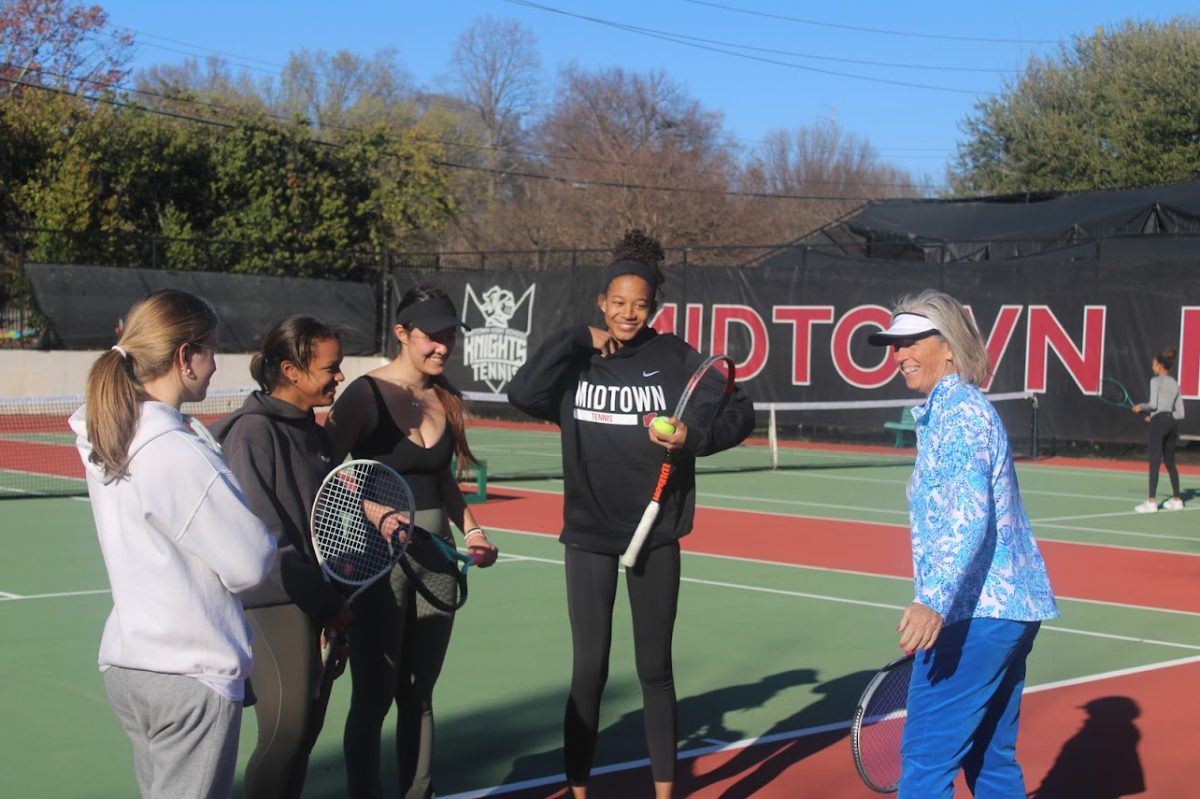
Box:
[952,17,1200,194]
[0,86,455,278]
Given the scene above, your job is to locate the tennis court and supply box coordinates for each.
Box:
[1,420,1197,797]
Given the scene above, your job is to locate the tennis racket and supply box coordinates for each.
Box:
[310,459,414,696]
[1099,378,1136,409]
[851,653,914,793]
[184,414,222,452]
[619,354,736,568]
[399,526,471,612]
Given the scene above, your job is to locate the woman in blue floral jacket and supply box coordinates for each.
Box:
[868,290,1059,799]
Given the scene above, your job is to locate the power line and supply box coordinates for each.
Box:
[511,5,1020,74]
[10,62,950,192]
[504,0,996,95]
[2,74,913,202]
[107,23,962,172]
[681,0,1062,45]
[121,29,290,72]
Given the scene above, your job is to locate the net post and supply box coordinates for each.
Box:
[768,405,778,470]
[1029,394,1039,461]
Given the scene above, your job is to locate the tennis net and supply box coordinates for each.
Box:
[457,390,1039,482]
[0,388,253,498]
[1,387,1037,498]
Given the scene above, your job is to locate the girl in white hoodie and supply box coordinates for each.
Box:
[70,289,276,799]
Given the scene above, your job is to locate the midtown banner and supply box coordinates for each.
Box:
[398,258,1200,445]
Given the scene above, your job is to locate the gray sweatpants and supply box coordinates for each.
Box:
[103,666,243,799]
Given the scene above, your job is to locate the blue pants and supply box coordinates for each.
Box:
[899,618,1040,799]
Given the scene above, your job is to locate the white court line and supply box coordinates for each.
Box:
[442,651,1200,799]
[1034,535,1200,556]
[0,591,20,599]
[1034,508,1195,524]
[0,589,109,601]
[764,468,1149,504]
[486,527,1200,629]
[701,491,908,517]
[1033,524,1198,544]
[488,484,1200,557]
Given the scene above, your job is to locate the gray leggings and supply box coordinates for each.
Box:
[103,667,242,799]
[243,603,326,799]
[344,509,455,799]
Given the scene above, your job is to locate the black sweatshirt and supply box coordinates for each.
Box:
[211,391,344,625]
[507,325,755,554]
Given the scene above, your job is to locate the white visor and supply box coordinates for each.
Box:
[867,312,939,345]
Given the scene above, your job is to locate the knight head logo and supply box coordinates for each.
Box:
[479,287,518,327]
[462,284,536,393]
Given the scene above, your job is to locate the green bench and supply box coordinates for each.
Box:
[883,406,917,448]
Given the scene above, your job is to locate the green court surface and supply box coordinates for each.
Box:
[1,433,1197,797]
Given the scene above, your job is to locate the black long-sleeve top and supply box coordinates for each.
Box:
[507,325,755,554]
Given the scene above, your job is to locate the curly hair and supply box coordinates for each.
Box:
[611,229,664,266]
[1155,346,1178,372]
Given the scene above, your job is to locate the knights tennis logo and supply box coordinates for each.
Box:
[461,284,536,392]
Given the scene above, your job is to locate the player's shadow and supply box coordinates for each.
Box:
[498,667,849,793]
[679,669,876,798]
[1028,696,1145,799]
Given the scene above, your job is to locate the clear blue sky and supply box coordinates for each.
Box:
[100,0,1197,188]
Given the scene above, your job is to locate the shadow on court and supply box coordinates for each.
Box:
[1027,695,1145,799]
[493,667,876,798]
[680,669,875,798]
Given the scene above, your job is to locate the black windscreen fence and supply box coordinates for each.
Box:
[20,258,1198,446]
[393,257,1198,446]
[24,263,380,356]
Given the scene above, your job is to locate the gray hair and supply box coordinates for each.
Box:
[893,290,988,386]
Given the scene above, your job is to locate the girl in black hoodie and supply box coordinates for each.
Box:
[213,316,351,799]
[507,231,754,799]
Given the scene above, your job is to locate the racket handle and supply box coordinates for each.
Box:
[620,501,661,568]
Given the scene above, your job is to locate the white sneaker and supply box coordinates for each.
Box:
[1162,498,1185,511]
[1134,500,1158,513]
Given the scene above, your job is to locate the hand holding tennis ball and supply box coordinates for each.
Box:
[651,416,676,435]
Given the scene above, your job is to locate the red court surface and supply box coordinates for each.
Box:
[482,488,1200,614]
[475,484,1197,797]
[496,659,1198,798]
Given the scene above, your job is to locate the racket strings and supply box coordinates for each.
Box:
[676,361,734,429]
[401,531,469,611]
[1100,380,1130,405]
[854,663,911,792]
[313,463,414,583]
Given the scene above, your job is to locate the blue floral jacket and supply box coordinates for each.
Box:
[908,373,1059,625]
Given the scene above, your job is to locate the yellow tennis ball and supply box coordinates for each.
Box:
[652,416,676,435]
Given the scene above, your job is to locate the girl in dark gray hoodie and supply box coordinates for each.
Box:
[213,316,350,799]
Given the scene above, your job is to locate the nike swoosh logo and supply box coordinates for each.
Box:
[642,370,660,377]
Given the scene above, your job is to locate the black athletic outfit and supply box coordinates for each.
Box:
[343,376,458,799]
[212,391,344,799]
[1137,374,1185,499]
[507,325,754,784]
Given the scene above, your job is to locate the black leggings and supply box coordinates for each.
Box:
[1147,413,1181,498]
[563,543,680,785]
[344,510,455,799]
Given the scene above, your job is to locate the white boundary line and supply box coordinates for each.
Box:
[487,528,1200,631]
[441,648,1200,799]
[486,483,1200,556]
